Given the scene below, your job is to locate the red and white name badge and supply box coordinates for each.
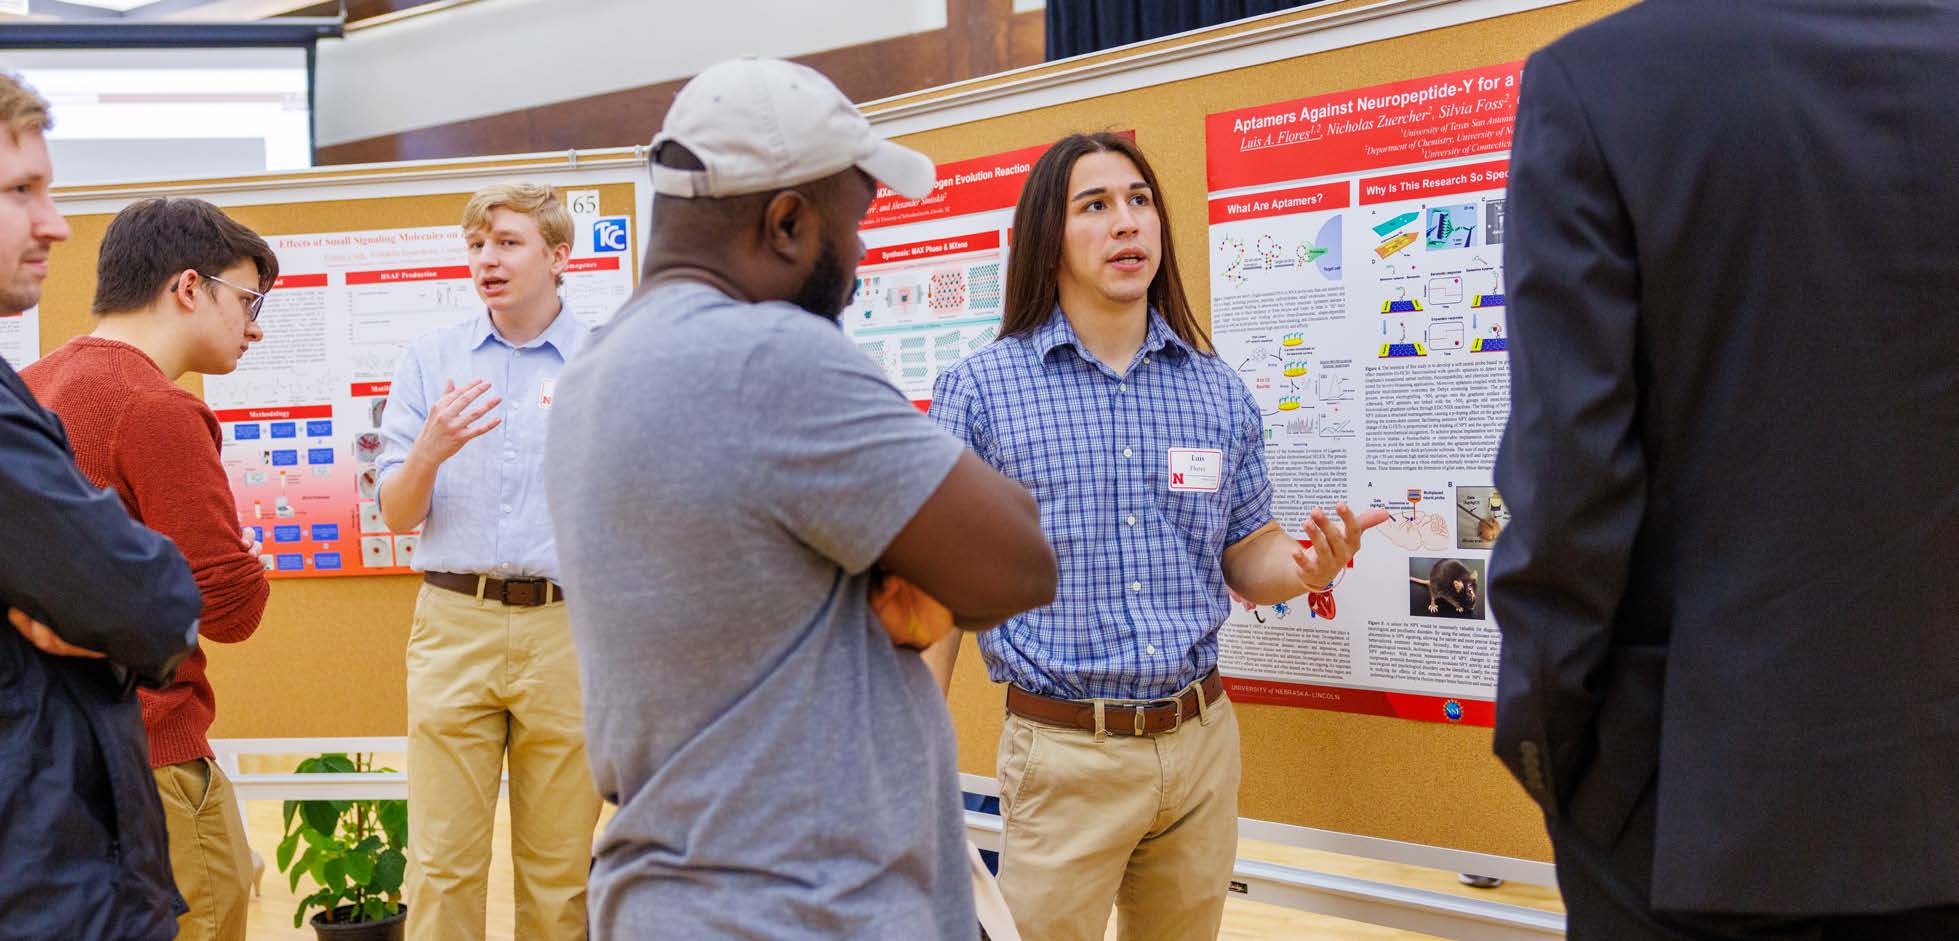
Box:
[1167,447,1223,493]
[538,377,556,410]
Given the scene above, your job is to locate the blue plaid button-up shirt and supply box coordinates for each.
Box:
[929,307,1272,700]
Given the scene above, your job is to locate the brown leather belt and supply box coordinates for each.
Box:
[1006,669,1225,736]
[424,571,564,607]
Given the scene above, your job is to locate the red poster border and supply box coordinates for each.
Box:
[1222,676,1494,726]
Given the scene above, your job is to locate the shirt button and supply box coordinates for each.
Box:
[1145,644,1156,654]
[1130,581,1143,593]
[500,504,512,514]
[1125,514,1137,526]
[1122,447,1133,459]
[1144,356,1152,365]
[1118,383,1127,392]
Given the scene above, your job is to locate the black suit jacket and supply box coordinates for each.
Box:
[1490,0,1959,915]
[0,356,202,938]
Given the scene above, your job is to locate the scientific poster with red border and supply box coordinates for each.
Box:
[846,142,1047,408]
[1204,63,1522,726]
[203,219,635,579]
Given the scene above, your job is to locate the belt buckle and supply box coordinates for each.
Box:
[501,576,545,606]
[1136,695,1184,736]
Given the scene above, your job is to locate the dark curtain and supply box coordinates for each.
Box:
[1045,0,1316,61]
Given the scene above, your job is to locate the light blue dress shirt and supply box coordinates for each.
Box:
[374,306,590,582]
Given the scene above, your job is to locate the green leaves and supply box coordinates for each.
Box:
[375,849,406,895]
[378,799,409,847]
[273,752,411,926]
[344,850,376,885]
[317,753,357,774]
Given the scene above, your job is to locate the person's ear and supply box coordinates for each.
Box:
[549,239,571,278]
[761,190,815,263]
[172,270,202,313]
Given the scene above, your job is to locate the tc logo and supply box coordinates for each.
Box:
[592,218,628,253]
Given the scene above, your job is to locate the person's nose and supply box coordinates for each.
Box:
[32,194,70,244]
[1111,202,1140,240]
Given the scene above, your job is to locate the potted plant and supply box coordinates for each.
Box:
[275,752,409,939]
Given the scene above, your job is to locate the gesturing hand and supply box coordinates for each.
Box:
[1290,503,1391,591]
[9,607,105,659]
[412,379,503,465]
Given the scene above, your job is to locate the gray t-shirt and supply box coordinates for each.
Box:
[546,281,973,939]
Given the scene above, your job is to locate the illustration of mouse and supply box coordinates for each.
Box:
[1410,559,1479,614]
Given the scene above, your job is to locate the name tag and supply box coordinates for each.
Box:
[538,377,556,410]
[1167,447,1223,493]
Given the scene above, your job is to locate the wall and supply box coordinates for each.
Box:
[315,1,1045,165]
[313,0,949,148]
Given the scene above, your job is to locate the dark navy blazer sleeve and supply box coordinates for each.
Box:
[0,360,200,688]
[1487,50,1649,816]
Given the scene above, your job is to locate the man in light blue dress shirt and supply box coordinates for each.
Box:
[374,182,599,941]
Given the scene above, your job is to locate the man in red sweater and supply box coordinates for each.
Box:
[22,196,276,941]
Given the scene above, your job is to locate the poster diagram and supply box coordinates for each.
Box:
[1205,62,1522,725]
[1214,213,1344,290]
[850,231,1005,400]
[845,142,1048,406]
[204,218,635,579]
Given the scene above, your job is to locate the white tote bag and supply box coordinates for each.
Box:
[968,840,1022,941]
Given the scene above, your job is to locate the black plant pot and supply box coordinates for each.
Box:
[309,905,406,941]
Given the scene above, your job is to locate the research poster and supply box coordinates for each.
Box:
[203,217,635,579]
[0,306,39,368]
[1204,62,1522,725]
[846,142,1046,407]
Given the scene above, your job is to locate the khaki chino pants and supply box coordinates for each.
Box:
[996,690,1243,941]
[404,582,602,941]
[155,756,254,941]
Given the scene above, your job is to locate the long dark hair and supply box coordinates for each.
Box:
[998,132,1211,354]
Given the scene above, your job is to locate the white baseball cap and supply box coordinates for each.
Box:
[650,57,937,201]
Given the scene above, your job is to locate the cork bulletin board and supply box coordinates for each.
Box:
[35,0,1639,866]
[877,0,1637,861]
[38,172,640,742]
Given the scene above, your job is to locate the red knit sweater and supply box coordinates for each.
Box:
[22,337,270,768]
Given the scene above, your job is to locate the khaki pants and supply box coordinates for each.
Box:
[996,691,1242,941]
[404,582,601,941]
[154,756,253,941]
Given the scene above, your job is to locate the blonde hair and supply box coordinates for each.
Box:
[461,182,574,286]
[0,71,52,143]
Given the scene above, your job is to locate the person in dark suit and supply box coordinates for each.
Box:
[1490,2,1959,938]
[0,70,204,940]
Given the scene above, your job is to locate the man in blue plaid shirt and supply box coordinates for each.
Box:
[927,133,1386,941]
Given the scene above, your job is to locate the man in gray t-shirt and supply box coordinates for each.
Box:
[546,58,1055,939]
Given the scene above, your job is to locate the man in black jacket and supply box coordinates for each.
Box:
[0,70,204,940]
[1491,2,1959,938]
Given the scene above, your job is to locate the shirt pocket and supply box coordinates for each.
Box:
[1161,484,1229,549]
[1155,410,1238,547]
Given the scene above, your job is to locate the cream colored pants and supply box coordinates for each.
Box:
[155,756,254,941]
[404,582,601,941]
[996,690,1242,941]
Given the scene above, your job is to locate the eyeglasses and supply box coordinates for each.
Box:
[204,273,268,322]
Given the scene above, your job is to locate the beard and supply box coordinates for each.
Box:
[0,272,42,313]
[789,235,853,322]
